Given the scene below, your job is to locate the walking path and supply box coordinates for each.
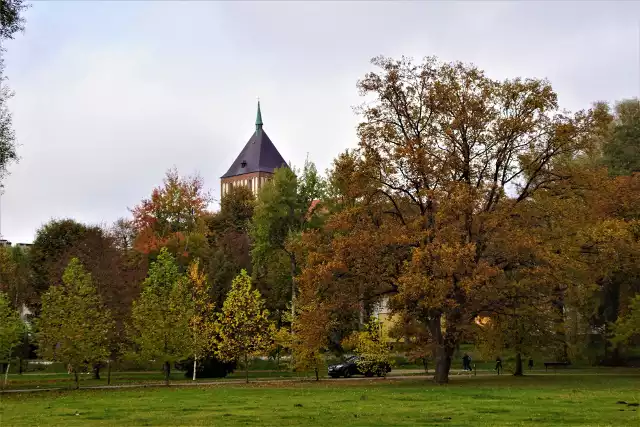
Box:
[1,370,482,394]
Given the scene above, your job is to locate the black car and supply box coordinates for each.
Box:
[328,356,392,378]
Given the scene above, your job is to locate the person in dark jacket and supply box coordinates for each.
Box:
[528,358,534,370]
[495,356,503,374]
[462,353,471,371]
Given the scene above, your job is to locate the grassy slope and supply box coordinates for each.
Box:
[1,373,639,426]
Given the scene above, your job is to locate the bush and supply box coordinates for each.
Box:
[176,357,236,379]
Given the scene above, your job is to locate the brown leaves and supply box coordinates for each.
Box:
[131,167,211,255]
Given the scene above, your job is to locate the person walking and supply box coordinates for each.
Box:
[495,356,503,375]
[462,353,471,371]
[528,358,534,370]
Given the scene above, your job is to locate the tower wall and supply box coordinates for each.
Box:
[220,171,273,198]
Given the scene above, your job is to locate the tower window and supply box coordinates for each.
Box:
[241,160,247,168]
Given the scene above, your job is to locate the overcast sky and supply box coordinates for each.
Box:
[1,1,638,243]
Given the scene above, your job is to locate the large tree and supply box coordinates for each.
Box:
[0,245,33,309]
[216,270,273,383]
[129,248,193,385]
[296,56,601,383]
[131,168,211,269]
[601,98,640,176]
[30,219,97,302]
[251,160,325,321]
[30,219,145,378]
[36,258,114,389]
[0,0,28,183]
[204,185,254,307]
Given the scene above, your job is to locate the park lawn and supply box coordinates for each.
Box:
[0,370,320,391]
[1,373,639,426]
[1,369,431,391]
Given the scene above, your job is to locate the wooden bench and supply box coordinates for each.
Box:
[544,361,570,371]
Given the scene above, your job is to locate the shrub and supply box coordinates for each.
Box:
[177,356,236,379]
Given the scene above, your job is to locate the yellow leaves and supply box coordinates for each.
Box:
[37,259,114,367]
[216,270,274,362]
[342,317,393,375]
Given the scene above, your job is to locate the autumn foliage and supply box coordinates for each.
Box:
[131,168,211,257]
[1,55,637,387]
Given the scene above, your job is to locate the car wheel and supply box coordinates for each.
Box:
[330,374,340,379]
[343,369,352,378]
[364,371,374,377]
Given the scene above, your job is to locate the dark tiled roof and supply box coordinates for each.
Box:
[221,129,288,179]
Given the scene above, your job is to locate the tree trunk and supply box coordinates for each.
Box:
[423,358,428,374]
[74,369,79,390]
[244,353,249,384]
[514,353,523,376]
[107,360,112,386]
[553,288,570,362]
[18,358,23,375]
[434,345,453,384]
[193,357,197,381]
[93,364,100,380]
[429,315,454,384]
[290,254,297,321]
[3,361,10,390]
[164,361,171,386]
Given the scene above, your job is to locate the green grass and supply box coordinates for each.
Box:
[0,369,320,391]
[1,372,639,426]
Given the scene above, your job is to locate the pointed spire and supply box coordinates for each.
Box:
[255,99,263,132]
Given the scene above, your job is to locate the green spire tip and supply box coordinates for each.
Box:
[255,100,263,131]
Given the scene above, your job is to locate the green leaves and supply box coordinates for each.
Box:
[611,295,640,344]
[36,258,114,373]
[602,98,640,176]
[343,317,393,376]
[0,291,23,362]
[216,270,274,363]
[187,259,217,361]
[129,248,193,364]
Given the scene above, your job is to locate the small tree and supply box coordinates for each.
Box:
[186,259,217,380]
[0,291,24,388]
[343,316,393,377]
[36,258,113,389]
[129,248,193,385]
[216,270,274,383]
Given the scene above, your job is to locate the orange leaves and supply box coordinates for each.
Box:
[131,168,211,256]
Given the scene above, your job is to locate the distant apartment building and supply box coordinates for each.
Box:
[0,240,33,249]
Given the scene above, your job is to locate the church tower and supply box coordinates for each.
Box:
[220,102,288,197]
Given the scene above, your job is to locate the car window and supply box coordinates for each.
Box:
[345,356,357,363]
